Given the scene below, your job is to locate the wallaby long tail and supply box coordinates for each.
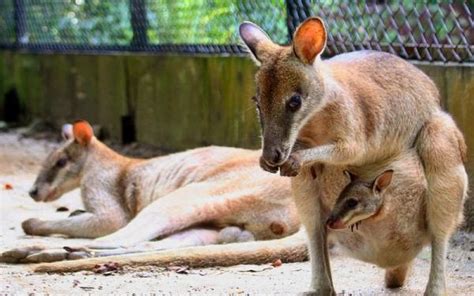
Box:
[33,230,308,273]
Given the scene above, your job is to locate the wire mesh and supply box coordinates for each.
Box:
[302,1,473,63]
[0,0,472,63]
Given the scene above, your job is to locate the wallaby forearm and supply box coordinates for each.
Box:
[22,213,128,238]
[294,142,362,166]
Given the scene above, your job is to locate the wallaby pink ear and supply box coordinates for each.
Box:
[72,120,94,146]
[293,17,327,64]
[239,21,274,65]
[373,170,394,193]
[61,124,73,141]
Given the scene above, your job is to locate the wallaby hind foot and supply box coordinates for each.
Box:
[385,262,413,289]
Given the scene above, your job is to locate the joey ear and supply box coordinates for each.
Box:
[373,170,394,193]
[293,17,327,64]
[239,22,274,65]
[61,124,73,141]
[344,170,358,182]
[72,120,94,146]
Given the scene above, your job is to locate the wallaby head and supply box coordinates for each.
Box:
[29,120,94,202]
[239,17,327,166]
[326,170,394,230]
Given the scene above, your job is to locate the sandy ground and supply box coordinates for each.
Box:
[0,130,473,295]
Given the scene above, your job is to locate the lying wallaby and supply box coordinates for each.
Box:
[239,17,467,295]
[1,120,300,263]
[327,154,428,289]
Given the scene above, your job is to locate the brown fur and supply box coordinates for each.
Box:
[240,17,467,295]
[1,121,301,264]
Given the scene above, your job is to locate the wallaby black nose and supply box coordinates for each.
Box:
[29,188,38,199]
[263,147,283,166]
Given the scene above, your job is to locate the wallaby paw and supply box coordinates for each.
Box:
[87,240,132,249]
[69,209,87,217]
[423,287,447,296]
[280,154,301,177]
[25,249,69,263]
[259,156,279,173]
[0,246,46,263]
[237,230,255,242]
[217,227,255,244]
[299,289,336,296]
[21,218,44,235]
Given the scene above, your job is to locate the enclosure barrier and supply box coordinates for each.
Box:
[0,1,472,62]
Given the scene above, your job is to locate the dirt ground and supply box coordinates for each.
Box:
[0,130,473,295]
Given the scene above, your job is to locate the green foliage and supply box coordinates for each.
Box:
[0,0,469,52]
[0,0,288,45]
[23,0,132,44]
[147,0,287,44]
[0,1,15,44]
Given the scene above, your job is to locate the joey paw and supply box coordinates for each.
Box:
[279,154,301,177]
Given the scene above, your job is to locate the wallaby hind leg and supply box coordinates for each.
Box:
[0,228,222,264]
[68,228,222,260]
[385,261,413,289]
[292,168,336,295]
[89,182,261,249]
[416,112,468,295]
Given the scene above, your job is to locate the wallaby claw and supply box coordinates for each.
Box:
[279,154,301,177]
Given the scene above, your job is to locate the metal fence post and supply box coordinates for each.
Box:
[13,0,27,47]
[130,0,148,49]
[285,0,313,41]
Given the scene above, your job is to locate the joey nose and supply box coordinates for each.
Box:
[29,188,38,199]
[326,217,344,230]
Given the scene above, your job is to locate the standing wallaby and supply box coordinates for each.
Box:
[1,120,301,263]
[239,17,467,295]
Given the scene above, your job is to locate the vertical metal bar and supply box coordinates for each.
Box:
[286,0,313,42]
[285,0,297,42]
[130,0,148,48]
[13,0,27,47]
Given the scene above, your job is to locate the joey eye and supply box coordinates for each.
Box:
[287,94,302,112]
[56,158,67,168]
[346,198,358,209]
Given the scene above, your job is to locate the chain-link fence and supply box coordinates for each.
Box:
[0,1,472,62]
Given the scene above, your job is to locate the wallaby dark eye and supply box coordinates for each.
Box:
[287,95,302,112]
[56,158,67,168]
[346,198,358,209]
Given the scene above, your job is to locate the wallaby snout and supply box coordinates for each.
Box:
[28,187,39,200]
[326,216,345,230]
[262,146,286,166]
